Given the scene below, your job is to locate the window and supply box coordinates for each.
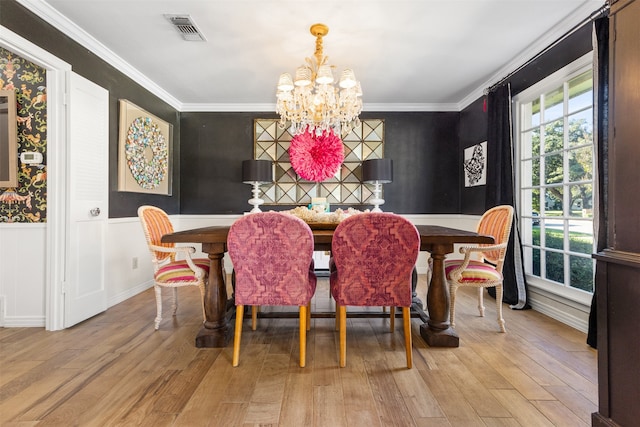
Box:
[515,54,595,298]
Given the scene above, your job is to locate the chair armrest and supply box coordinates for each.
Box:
[149,244,196,255]
[149,244,206,279]
[459,242,508,255]
[448,243,508,281]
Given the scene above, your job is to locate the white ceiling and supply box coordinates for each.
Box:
[19,0,603,112]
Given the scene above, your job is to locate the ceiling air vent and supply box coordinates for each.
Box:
[164,14,206,41]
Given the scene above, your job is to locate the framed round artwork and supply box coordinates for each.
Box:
[117,99,173,195]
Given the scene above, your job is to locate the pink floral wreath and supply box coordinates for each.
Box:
[289,128,344,182]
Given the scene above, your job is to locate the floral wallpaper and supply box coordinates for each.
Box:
[0,47,47,223]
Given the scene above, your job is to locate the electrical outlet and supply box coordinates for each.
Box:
[132,257,139,269]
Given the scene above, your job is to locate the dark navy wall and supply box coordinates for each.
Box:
[180,111,460,215]
[458,97,488,215]
[180,112,262,214]
[457,23,593,215]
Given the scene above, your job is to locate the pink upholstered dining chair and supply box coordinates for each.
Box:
[227,211,317,367]
[445,205,514,332]
[330,213,420,368]
[137,205,209,330]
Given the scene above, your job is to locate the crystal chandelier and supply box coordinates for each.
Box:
[276,23,363,137]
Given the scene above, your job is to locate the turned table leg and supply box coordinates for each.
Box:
[419,244,459,347]
[195,249,232,347]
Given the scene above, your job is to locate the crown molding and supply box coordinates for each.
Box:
[364,103,460,112]
[17,0,601,114]
[180,103,276,113]
[458,1,602,110]
[17,0,182,110]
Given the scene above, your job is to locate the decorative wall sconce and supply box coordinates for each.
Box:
[362,158,393,212]
[242,159,273,213]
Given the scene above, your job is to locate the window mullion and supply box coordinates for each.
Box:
[514,56,595,295]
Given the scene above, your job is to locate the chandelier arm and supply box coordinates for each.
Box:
[277,23,362,137]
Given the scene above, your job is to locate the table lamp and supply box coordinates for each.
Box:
[362,158,393,212]
[242,159,273,213]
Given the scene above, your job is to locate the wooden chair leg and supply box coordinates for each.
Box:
[449,283,458,328]
[232,305,244,367]
[198,283,206,323]
[171,287,178,316]
[339,305,347,367]
[403,307,413,369]
[154,285,163,330]
[496,284,506,333]
[299,305,307,367]
[477,287,485,317]
[251,306,258,330]
[390,306,395,332]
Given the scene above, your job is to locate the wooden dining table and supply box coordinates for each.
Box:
[162,223,494,348]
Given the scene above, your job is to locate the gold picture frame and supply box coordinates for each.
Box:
[0,89,18,188]
[117,99,173,195]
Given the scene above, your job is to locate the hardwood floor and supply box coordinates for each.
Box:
[0,276,597,426]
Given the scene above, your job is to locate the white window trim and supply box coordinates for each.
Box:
[514,52,595,308]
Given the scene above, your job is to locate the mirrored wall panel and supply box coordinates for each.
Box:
[254,119,384,206]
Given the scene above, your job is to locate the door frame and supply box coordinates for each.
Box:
[0,26,71,330]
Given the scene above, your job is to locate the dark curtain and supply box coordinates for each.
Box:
[587,16,609,349]
[485,83,529,309]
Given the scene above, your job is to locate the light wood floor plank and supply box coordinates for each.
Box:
[172,348,230,427]
[531,399,590,427]
[429,350,511,418]
[417,367,485,425]
[468,343,556,401]
[313,385,347,427]
[0,276,597,426]
[311,321,341,387]
[391,351,444,419]
[489,389,555,427]
[339,363,382,427]
[278,371,314,427]
[543,385,597,425]
[364,358,416,426]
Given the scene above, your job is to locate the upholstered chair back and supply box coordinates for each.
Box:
[330,212,420,308]
[138,205,177,264]
[228,211,317,307]
[476,205,514,271]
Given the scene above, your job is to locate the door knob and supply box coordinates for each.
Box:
[90,207,101,217]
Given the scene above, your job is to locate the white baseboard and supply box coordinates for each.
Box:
[2,316,46,327]
[108,280,153,308]
[527,291,589,333]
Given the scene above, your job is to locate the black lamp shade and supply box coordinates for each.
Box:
[242,159,272,183]
[362,158,393,183]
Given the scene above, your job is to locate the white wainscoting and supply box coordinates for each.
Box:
[2,213,591,333]
[105,217,155,308]
[0,223,47,327]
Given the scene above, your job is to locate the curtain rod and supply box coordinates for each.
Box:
[486,3,610,94]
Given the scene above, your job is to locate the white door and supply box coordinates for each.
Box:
[64,72,108,327]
